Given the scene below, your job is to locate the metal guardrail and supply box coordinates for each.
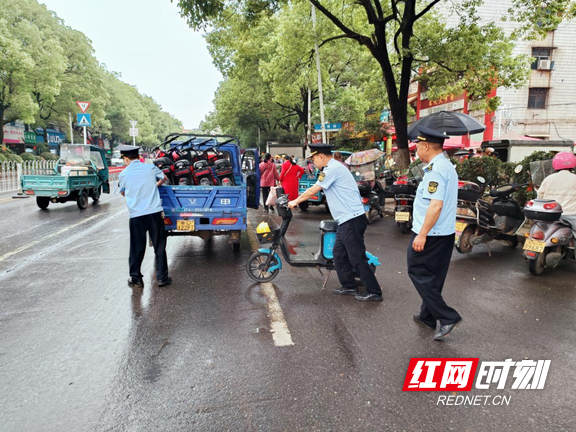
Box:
[0,160,58,193]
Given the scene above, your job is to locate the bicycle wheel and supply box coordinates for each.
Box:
[246,251,280,283]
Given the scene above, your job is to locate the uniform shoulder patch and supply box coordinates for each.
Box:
[428,181,439,193]
[425,163,434,173]
[318,172,326,182]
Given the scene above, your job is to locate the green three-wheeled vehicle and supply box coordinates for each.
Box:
[21,144,111,210]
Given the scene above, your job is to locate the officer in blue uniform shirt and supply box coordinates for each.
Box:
[118,145,171,288]
[288,144,383,302]
[408,127,462,340]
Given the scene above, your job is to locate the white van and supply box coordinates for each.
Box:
[481,139,574,162]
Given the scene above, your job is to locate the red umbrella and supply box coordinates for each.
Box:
[442,136,464,149]
[392,143,416,152]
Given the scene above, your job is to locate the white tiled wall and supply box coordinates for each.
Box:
[438,0,576,140]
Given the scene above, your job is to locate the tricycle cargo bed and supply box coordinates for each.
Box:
[22,174,99,197]
[160,185,247,231]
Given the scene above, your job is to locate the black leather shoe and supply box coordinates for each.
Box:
[333,287,357,296]
[434,319,462,341]
[128,277,144,288]
[270,207,275,213]
[413,314,436,330]
[158,277,172,287]
[354,293,383,302]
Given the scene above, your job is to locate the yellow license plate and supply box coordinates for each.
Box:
[395,212,410,222]
[523,239,545,253]
[455,221,468,232]
[176,219,195,232]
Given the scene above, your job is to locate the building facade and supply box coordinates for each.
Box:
[408,1,576,144]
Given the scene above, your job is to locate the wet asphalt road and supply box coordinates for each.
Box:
[0,190,575,431]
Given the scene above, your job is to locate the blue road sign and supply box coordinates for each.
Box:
[77,113,92,127]
[314,122,342,131]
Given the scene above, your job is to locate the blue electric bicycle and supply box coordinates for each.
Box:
[246,189,381,284]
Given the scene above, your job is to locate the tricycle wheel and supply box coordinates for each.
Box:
[299,201,309,211]
[36,197,50,210]
[246,251,280,283]
[92,186,101,203]
[77,191,88,209]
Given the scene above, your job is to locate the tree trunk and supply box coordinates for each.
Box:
[374,55,412,169]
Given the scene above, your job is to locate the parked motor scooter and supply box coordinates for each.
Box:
[352,164,383,223]
[523,199,575,275]
[246,189,381,285]
[358,180,384,223]
[393,164,424,234]
[378,169,397,201]
[454,166,526,254]
[393,175,418,234]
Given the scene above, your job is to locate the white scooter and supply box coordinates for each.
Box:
[523,199,576,275]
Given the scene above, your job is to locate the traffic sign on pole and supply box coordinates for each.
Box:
[129,120,138,128]
[76,101,91,113]
[314,122,341,131]
[129,128,139,137]
[77,113,92,127]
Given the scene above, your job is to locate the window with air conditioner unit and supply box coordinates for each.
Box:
[532,47,554,70]
[538,59,551,70]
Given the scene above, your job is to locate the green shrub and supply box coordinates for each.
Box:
[40,152,58,161]
[19,152,36,161]
[456,156,503,186]
[3,152,22,163]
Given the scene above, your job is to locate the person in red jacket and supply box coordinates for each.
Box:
[259,153,280,213]
[280,156,305,201]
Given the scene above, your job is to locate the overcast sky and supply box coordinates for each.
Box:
[41,0,222,129]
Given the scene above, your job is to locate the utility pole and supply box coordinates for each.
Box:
[311,5,326,143]
[307,88,312,145]
[69,112,74,144]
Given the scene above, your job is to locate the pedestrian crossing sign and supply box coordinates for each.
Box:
[76,113,92,127]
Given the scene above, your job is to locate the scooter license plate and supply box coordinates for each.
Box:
[177,219,195,232]
[455,221,468,232]
[523,239,545,253]
[395,212,410,222]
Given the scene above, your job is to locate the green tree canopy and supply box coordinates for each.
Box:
[1,0,183,147]
[175,0,570,166]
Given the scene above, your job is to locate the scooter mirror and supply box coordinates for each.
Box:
[477,176,486,184]
[514,165,523,174]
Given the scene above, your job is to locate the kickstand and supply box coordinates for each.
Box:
[486,242,492,257]
[322,269,332,289]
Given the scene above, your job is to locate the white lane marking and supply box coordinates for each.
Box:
[261,282,294,347]
[0,214,102,262]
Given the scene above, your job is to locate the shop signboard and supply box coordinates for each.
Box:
[2,124,25,144]
[24,131,36,144]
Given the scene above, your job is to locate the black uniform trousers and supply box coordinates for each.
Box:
[407,233,461,326]
[262,186,271,211]
[334,215,382,295]
[129,211,169,282]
